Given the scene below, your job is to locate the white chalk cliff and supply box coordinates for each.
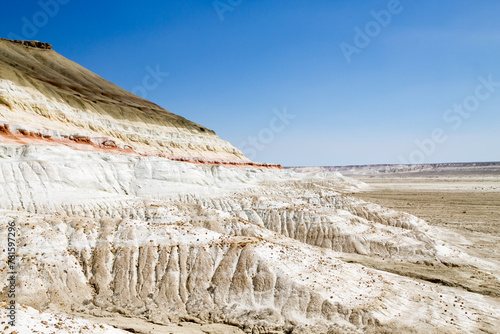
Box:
[0,39,499,334]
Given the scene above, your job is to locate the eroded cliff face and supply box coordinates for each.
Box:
[0,38,254,165]
[1,145,499,333]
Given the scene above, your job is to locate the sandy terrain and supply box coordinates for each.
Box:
[347,171,500,299]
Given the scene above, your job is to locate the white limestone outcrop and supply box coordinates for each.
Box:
[1,144,499,333]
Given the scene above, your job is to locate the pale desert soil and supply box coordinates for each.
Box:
[348,172,500,298]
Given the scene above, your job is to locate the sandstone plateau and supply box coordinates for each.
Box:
[0,39,499,334]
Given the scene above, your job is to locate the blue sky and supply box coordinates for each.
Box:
[2,0,499,166]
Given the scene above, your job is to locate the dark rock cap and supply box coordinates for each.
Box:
[0,38,52,50]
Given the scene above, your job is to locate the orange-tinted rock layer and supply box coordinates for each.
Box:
[0,123,282,169]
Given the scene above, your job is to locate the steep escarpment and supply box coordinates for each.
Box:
[0,38,259,166]
[1,145,500,333]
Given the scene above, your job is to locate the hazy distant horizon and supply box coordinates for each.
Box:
[285,160,500,168]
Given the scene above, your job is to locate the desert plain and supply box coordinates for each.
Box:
[346,164,500,299]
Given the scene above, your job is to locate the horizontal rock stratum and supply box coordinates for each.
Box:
[0,38,279,168]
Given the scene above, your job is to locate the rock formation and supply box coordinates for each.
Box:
[1,40,499,333]
[0,38,279,168]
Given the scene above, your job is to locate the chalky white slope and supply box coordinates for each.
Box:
[0,145,499,334]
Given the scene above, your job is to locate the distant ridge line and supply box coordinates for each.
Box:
[286,161,500,169]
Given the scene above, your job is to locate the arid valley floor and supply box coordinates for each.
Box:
[349,167,500,299]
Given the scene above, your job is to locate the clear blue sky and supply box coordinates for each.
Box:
[2,0,499,166]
